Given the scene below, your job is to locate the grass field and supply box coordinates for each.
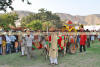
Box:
[0,40,100,67]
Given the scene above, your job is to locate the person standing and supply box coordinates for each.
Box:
[18,34,22,52]
[98,34,100,41]
[10,35,16,52]
[25,31,34,60]
[80,29,87,53]
[87,35,90,48]
[76,34,80,48]
[86,29,90,48]
[49,33,58,65]
[5,35,11,54]
[2,35,6,55]
[21,37,26,56]
[0,35,2,55]
[15,40,18,53]
[91,30,95,43]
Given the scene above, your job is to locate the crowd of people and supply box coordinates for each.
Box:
[0,29,100,65]
[0,34,20,55]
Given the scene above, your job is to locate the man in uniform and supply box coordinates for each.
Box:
[49,33,58,65]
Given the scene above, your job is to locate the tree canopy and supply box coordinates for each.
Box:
[26,20,42,30]
[0,0,31,12]
[21,8,62,31]
[0,12,18,30]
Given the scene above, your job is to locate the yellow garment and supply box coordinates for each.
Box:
[2,40,6,47]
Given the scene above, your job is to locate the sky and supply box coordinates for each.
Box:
[0,0,100,16]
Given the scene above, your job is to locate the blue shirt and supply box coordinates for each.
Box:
[5,35,11,43]
[0,36,2,44]
[10,35,16,42]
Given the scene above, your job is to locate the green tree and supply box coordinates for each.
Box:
[0,12,18,30]
[21,8,62,30]
[26,20,42,30]
[21,13,34,27]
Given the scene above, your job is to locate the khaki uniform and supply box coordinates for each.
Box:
[49,33,58,59]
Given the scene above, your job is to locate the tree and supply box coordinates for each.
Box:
[38,8,46,13]
[0,0,31,12]
[42,21,53,31]
[37,8,62,28]
[0,12,18,30]
[21,8,62,30]
[26,20,42,30]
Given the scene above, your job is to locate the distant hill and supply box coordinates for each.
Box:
[56,13,100,25]
[13,11,34,19]
[1,11,100,25]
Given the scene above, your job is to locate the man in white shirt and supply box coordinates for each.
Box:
[25,31,34,60]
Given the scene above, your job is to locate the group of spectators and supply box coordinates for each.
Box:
[0,34,20,55]
[0,29,100,65]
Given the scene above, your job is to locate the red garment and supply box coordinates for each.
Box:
[58,35,66,50]
[38,42,42,49]
[32,42,42,49]
[80,34,87,45]
[69,36,74,43]
[49,35,51,42]
[58,36,62,47]
[99,39,100,41]
[71,37,74,43]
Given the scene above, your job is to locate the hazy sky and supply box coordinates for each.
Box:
[0,0,100,15]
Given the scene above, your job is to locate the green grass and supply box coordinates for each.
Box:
[0,40,100,67]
